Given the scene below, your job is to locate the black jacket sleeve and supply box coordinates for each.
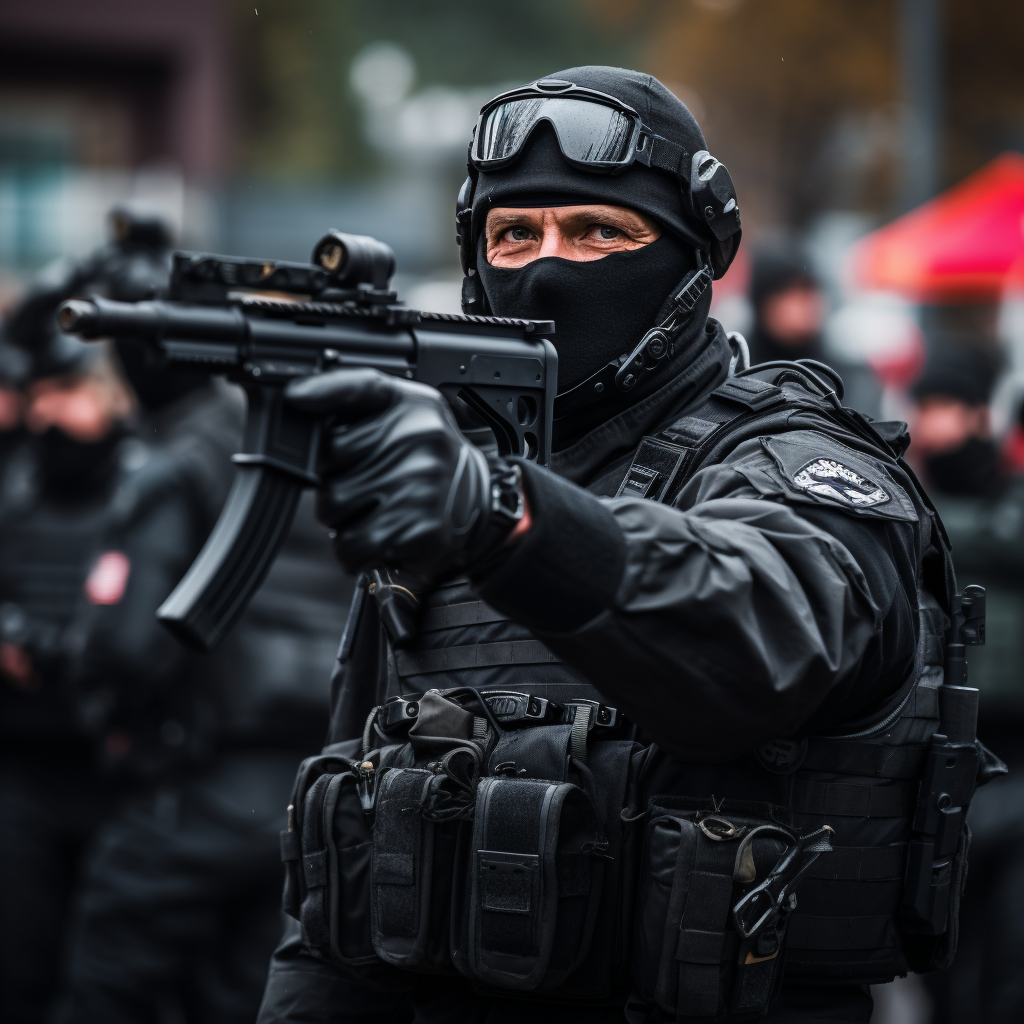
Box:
[475,432,920,762]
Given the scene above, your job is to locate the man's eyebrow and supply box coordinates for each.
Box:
[488,211,537,224]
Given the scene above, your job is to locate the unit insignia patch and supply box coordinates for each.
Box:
[792,458,889,509]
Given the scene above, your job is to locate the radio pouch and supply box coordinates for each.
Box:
[631,801,831,1022]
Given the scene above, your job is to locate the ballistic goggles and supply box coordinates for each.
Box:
[470,80,689,178]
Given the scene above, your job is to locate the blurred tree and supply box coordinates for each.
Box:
[585,0,900,231]
[227,0,638,179]
[946,0,1024,187]
[586,0,1024,234]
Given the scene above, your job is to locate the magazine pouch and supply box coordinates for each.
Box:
[458,775,604,991]
[370,764,467,972]
[631,800,831,1022]
[280,742,377,967]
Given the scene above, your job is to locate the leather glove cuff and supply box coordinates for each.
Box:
[464,451,526,569]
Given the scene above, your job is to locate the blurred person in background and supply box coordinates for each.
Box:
[0,335,28,483]
[45,216,354,1024]
[748,243,827,368]
[907,349,1024,1024]
[0,334,134,1024]
[748,242,881,417]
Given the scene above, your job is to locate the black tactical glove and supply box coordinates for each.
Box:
[285,368,525,580]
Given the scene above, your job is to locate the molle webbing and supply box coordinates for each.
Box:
[786,916,895,951]
[419,599,512,632]
[394,639,561,678]
[789,780,917,818]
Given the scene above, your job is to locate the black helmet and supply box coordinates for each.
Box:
[457,66,742,313]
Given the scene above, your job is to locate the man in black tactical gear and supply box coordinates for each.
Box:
[906,351,1024,1023]
[37,216,354,1024]
[0,335,132,1024]
[258,67,979,1024]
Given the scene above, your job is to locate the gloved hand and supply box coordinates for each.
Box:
[285,368,526,580]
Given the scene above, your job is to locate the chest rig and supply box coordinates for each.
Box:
[280,365,997,1019]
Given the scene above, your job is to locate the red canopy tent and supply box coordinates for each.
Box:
[851,152,1024,303]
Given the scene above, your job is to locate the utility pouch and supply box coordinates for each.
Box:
[370,763,470,972]
[454,775,605,992]
[631,800,831,1022]
[280,743,377,967]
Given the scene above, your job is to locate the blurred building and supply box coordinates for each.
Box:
[0,0,230,272]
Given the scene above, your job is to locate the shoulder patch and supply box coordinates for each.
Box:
[755,430,919,522]
[792,457,889,508]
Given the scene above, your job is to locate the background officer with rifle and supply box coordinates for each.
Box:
[60,67,1002,1024]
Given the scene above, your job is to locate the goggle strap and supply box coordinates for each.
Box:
[634,134,690,178]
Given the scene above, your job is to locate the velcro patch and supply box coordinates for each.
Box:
[792,458,889,509]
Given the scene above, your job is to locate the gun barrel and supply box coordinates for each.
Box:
[57,297,416,364]
[58,296,249,344]
[57,299,103,336]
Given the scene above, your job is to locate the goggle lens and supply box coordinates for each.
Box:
[476,97,637,168]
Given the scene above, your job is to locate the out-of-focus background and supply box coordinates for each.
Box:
[2,3,1024,1023]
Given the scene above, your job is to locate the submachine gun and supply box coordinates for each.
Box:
[57,232,557,651]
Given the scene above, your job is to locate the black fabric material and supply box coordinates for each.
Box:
[258,933,867,1023]
[473,459,626,633]
[115,339,208,412]
[478,232,694,393]
[470,67,710,256]
[0,752,110,1024]
[550,316,730,471]
[53,752,298,1024]
[924,438,1002,498]
[32,425,123,498]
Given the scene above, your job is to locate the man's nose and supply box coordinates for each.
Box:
[537,225,572,260]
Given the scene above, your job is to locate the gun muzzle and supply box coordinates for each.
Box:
[57,299,100,338]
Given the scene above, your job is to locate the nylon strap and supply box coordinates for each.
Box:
[570,704,591,764]
[803,844,905,881]
[799,742,930,780]
[790,780,915,818]
[419,600,510,632]
[786,914,895,950]
[394,639,560,677]
[673,822,736,1018]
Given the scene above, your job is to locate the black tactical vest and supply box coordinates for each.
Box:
[283,367,978,1018]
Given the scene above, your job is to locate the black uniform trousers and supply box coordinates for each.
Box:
[257,921,874,1024]
[54,752,300,1024]
[0,748,109,1024]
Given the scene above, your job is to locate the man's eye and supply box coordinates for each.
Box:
[507,226,533,241]
[597,225,621,239]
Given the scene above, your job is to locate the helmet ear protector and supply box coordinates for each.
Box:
[456,137,742,314]
[455,170,489,315]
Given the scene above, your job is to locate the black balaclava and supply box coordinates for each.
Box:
[468,67,737,449]
[923,439,1001,497]
[912,347,1003,497]
[33,425,123,498]
[478,216,695,391]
